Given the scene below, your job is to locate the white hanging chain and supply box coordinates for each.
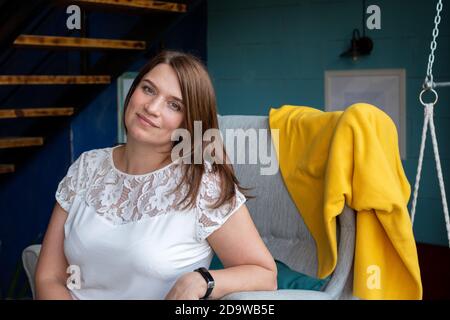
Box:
[424,0,443,89]
[424,0,442,89]
[410,0,450,247]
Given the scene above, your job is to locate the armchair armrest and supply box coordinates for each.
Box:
[219,289,332,300]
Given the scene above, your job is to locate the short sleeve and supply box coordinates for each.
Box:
[55,152,86,213]
[195,169,247,242]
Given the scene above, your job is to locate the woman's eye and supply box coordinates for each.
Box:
[142,85,155,95]
[169,102,182,111]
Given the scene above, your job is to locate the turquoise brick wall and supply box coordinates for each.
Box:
[208,0,450,246]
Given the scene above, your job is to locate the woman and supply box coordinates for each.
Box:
[35,50,277,300]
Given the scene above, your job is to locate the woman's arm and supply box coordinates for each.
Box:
[165,204,277,300]
[204,204,277,299]
[35,202,73,300]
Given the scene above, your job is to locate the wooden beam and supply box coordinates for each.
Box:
[14,35,146,50]
[0,75,111,85]
[68,0,187,13]
[0,164,15,174]
[0,107,74,119]
[0,137,44,149]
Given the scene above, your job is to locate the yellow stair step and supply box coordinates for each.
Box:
[0,137,44,149]
[0,164,15,174]
[14,35,146,50]
[67,0,187,13]
[0,108,74,119]
[0,75,111,85]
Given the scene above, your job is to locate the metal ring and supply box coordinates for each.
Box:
[419,88,438,106]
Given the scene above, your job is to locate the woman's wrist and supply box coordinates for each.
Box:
[190,271,209,299]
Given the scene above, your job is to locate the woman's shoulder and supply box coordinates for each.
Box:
[77,146,112,164]
[199,161,220,186]
[197,162,237,204]
[83,145,111,157]
[69,146,113,179]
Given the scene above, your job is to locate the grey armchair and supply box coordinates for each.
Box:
[22,115,356,300]
[216,115,356,300]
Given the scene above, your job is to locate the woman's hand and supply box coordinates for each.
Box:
[164,271,207,300]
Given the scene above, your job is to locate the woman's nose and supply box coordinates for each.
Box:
[144,97,163,115]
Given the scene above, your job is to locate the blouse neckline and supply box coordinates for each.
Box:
[108,145,178,177]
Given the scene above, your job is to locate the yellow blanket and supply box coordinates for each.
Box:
[269,103,422,299]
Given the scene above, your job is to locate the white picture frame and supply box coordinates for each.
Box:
[117,72,138,143]
[325,69,406,159]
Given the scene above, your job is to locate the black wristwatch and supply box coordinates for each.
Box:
[194,267,215,299]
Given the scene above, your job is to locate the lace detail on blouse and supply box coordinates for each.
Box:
[55,156,81,213]
[55,147,246,240]
[55,151,94,213]
[87,158,192,224]
[196,170,247,242]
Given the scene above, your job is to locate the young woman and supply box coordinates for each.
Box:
[35,50,277,300]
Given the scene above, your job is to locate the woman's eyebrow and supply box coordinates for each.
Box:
[142,78,184,103]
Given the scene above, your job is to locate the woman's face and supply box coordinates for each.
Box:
[125,63,185,149]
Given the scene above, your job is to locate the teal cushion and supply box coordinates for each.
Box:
[209,254,329,291]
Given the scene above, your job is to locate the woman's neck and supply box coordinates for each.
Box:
[115,141,172,175]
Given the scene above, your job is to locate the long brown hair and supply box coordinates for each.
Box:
[122,50,253,210]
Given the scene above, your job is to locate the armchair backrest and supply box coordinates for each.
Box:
[218,115,320,277]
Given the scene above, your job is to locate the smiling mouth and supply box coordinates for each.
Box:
[137,113,160,128]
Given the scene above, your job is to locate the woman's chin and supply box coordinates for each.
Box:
[127,130,170,147]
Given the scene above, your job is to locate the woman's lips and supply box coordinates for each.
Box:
[137,113,159,128]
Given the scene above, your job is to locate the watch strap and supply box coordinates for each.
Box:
[194,267,215,299]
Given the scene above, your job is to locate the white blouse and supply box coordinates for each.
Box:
[55,145,246,300]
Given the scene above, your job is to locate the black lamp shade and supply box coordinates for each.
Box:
[340,29,373,60]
